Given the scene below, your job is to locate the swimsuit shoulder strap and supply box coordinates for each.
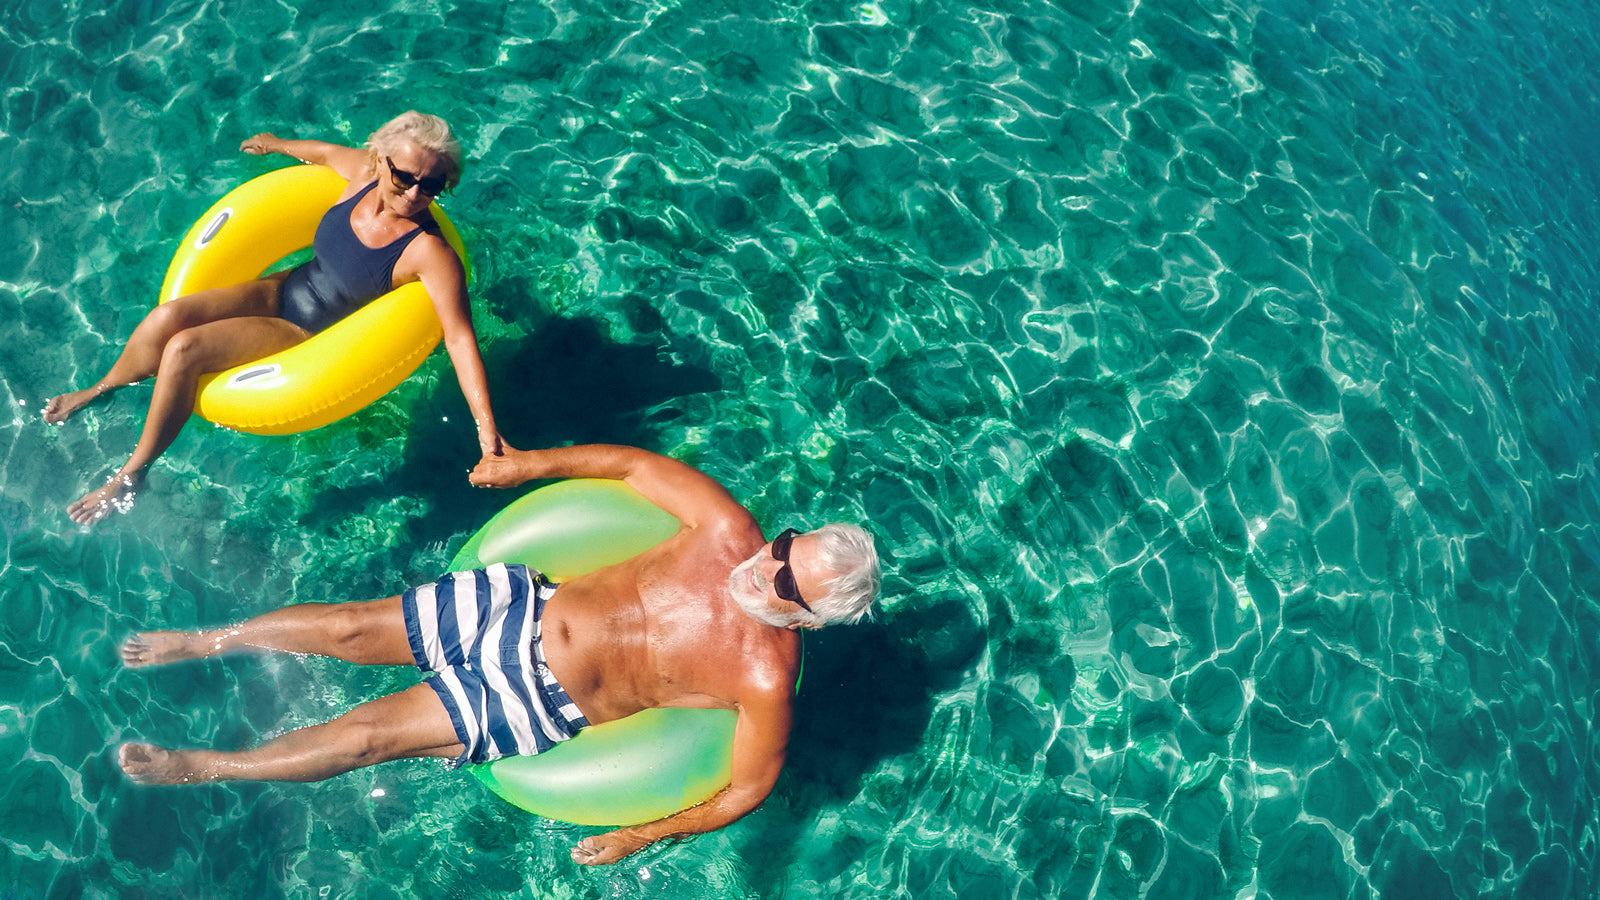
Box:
[338,180,380,209]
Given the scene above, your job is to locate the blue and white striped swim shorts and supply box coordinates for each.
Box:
[402,563,590,767]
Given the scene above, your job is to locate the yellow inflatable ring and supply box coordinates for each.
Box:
[449,479,740,826]
[157,164,470,435]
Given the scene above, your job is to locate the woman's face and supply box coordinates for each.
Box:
[380,141,451,217]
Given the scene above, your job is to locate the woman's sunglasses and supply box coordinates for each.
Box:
[770,528,813,612]
[385,157,449,197]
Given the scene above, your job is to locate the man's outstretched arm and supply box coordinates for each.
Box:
[569,687,794,866]
[470,444,751,531]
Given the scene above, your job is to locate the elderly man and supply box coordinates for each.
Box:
[117,443,880,866]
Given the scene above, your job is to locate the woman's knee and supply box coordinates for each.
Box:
[156,327,209,374]
[146,281,279,340]
[137,300,196,342]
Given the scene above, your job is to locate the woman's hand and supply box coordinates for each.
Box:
[477,421,505,458]
[239,133,280,155]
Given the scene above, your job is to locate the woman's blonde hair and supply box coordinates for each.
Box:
[366,111,464,190]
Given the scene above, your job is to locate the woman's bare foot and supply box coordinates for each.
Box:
[67,469,145,525]
[122,631,211,668]
[42,386,108,424]
[119,743,208,785]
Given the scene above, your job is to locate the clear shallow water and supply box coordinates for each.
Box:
[2,0,1598,897]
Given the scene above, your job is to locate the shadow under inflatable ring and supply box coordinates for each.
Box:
[448,479,740,827]
[157,164,470,435]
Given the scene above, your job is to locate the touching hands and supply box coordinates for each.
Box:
[470,445,530,489]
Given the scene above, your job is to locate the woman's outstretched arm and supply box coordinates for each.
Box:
[240,132,372,183]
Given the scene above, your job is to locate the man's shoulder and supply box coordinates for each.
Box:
[679,508,765,560]
[730,630,803,711]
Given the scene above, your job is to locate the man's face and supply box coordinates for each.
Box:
[728,532,832,628]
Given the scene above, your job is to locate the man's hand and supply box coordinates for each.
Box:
[571,829,654,866]
[469,446,531,488]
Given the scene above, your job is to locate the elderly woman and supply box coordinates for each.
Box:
[45,111,503,525]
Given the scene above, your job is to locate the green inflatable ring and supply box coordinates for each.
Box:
[448,479,738,826]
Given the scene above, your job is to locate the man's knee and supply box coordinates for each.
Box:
[326,693,450,767]
[329,711,400,768]
[324,604,382,657]
[323,600,406,664]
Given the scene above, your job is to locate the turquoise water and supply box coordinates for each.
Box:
[3,0,1598,896]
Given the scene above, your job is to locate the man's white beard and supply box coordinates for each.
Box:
[728,554,792,627]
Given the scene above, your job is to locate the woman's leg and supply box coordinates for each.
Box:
[118,683,465,785]
[67,297,310,524]
[121,594,416,669]
[45,275,290,424]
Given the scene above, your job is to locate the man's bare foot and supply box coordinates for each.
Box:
[67,470,144,525]
[118,743,207,785]
[122,632,209,668]
[42,386,106,424]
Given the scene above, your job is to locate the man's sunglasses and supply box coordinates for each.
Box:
[385,157,449,197]
[770,528,813,613]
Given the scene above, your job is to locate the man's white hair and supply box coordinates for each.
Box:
[806,523,880,626]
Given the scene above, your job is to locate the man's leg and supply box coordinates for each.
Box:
[119,683,464,784]
[122,595,415,668]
